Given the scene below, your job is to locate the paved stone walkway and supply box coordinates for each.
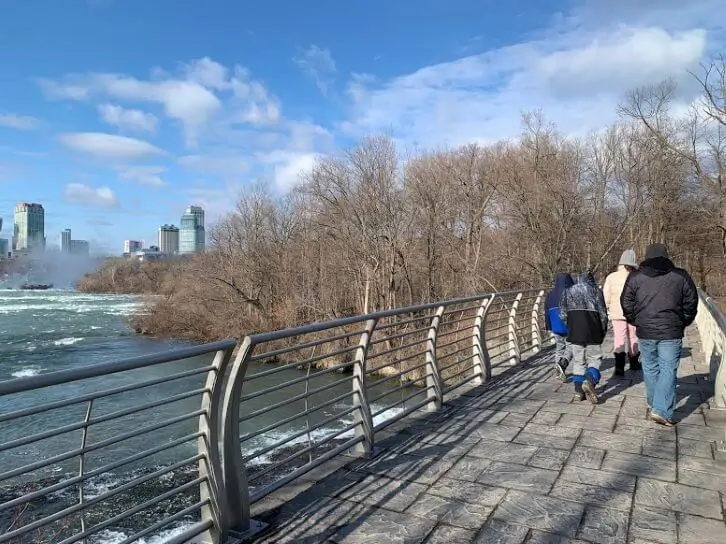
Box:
[250,327,726,543]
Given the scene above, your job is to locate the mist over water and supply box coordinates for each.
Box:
[1,250,102,289]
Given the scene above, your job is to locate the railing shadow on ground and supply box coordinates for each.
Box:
[247,353,553,543]
[247,333,723,544]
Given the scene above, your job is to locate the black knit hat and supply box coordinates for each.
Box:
[645,243,669,260]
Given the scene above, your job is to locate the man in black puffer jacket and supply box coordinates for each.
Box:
[620,243,698,426]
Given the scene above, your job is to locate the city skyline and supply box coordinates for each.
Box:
[0,200,206,257]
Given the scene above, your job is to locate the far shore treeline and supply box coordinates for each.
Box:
[78,62,726,344]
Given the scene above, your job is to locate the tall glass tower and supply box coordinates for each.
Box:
[13,203,45,253]
[179,205,205,254]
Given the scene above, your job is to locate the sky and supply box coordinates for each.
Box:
[0,0,724,255]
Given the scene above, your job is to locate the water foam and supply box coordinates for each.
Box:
[94,523,194,544]
[54,337,84,346]
[10,367,43,378]
[244,403,405,465]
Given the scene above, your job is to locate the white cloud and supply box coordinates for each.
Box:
[294,45,337,95]
[58,132,165,161]
[0,113,39,130]
[117,165,166,186]
[39,57,281,146]
[98,104,158,132]
[535,27,706,98]
[342,23,714,147]
[64,183,118,207]
[260,150,321,191]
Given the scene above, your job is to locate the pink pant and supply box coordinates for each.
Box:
[612,319,639,355]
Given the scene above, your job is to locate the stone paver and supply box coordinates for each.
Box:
[251,327,726,543]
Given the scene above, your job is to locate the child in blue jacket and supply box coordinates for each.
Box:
[545,272,574,382]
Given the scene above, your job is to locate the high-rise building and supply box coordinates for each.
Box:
[179,205,205,254]
[60,229,72,253]
[0,238,8,259]
[157,224,180,254]
[70,239,90,257]
[13,203,45,253]
[124,240,143,254]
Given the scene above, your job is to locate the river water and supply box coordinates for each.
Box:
[0,290,404,543]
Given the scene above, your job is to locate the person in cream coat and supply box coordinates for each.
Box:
[602,250,640,376]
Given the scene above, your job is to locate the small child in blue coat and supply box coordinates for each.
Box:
[545,272,574,382]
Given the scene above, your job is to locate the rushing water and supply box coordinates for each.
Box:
[0,290,404,543]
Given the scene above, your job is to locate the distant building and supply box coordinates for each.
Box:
[131,248,163,262]
[13,203,45,253]
[157,224,180,254]
[70,239,90,257]
[60,229,72,253]
[0,239,8,259]
[124,240,143,254]
[179,205,205,254]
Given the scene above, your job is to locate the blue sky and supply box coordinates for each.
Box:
[0,0,724,254]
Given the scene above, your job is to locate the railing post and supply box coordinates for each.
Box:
[508,293,523,365]
[531,290,545,354]
[350,318,377,456]
[199,343,236,544]
[219,338,266,540]
[472,296,493,385]
[426,306,445,410]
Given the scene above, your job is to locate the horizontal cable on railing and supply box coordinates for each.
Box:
[240,390,352,443]
[56,477,207,544]
[245,344,358,380]
[249,435,364,502]
[240,361,351,401]
[368,376,427,406]
[367,338,428,360]
[249,421,360,482]
[367,360,429,388]
[374,313,433,330]
[0,409,205,483]
[0,340,234,396]
[0,431,203,511]
[0,365,214,424]
[441,303,484,316]
[0,387,207,454]
[369,325,429,345]
[367,349,429,375]
[242,405,359,464]
[249,328,365,362]
[0,454,204,542]
[240,376,351,422]
[111,501,211,544]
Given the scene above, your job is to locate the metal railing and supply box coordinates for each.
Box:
[694,289,726,450]
[1,288,550,543]
[0,340,236,544]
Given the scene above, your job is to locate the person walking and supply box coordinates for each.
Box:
[603,250,641,376]
[545,273,575,382]
[559,271,609,404]
[620,243,698,426]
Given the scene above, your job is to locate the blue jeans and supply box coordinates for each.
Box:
[639,338,683,420]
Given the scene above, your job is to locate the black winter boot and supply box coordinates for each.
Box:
[613,352,626,377]
[629,353,641,372]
